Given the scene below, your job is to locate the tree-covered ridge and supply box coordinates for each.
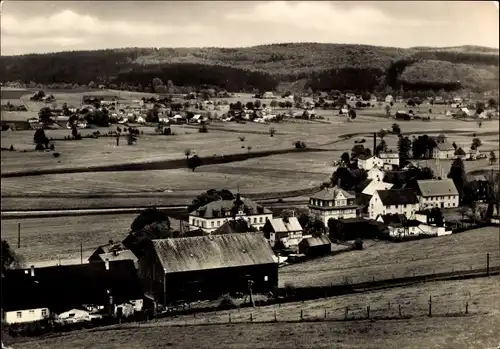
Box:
[0,43,498,92]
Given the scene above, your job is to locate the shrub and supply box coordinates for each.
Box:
[75,133,82,140]
[239,136,245,142]
[35,143,45,151]
[269,127,276,137]
[49,144,55,150]
[294,140,307,149]
[199,125,208,133]
[9,145,14,151]
[53,152,60,158]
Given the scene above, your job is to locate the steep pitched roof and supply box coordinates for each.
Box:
[98,250,138,267]
[310,186,355,201]
[362,181,394,196]
[267,217,303,234]
[436,141,455,151]
[212,219,255,235]
[416,179,459,197]
[152,233,277,274]
[190,197,271,218]
[2,260,142,313]
[300,235,331,247]
[376,189,419,206]
[455,147,466,156]
[377,214,407,226]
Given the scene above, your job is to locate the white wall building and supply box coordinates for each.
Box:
[189,194,273,233]
[369,189,420,219]
[263,217,306,248]
[415,179,460,209]
[433,141,456,159]
[378,151,400,167]
[367,167,386,181]
[4,308,50,325]
[308,187,357,226]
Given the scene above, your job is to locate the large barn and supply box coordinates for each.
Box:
[138,233,278,305]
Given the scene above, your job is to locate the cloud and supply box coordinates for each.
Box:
[225,1,443,37]
[1,9,207,54]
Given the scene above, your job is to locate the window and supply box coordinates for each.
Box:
[211,221,214,227]
[395,205,399,209]
[29,310,35,315]
[259,217,263,223]
[217,221,221,227]
[16,312,22,318]
[264,275,268,282]
[404,204,407,208]
[42,309,48,317]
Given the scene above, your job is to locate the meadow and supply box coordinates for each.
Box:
[279,227,500,287]
[0,213,181,267]
[9,278,500,349]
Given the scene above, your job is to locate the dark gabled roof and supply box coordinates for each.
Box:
[190,197,271,218]
[455,147,466,156]
[378,214,407,226]
[2,260,142,313]
[151,233,277,274]
[376,189,419,206]
[416,179,459,197]
[310,186,355,201]
[212,219,255,235]
[436,141,455,151]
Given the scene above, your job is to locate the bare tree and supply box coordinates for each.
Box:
[184,148,192,159]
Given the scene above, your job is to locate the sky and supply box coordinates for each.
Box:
[1,1,499,55]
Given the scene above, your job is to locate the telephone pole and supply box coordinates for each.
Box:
[17,223,21,248]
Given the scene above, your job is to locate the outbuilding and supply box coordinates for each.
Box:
[298,235,332,257]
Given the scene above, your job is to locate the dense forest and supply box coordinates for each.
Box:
[0,43,498,93]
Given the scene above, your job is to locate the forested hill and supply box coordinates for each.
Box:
[1,43,498,93]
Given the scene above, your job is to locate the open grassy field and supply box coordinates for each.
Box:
[280,227,500,287]
[0,214,181,266]
[10,278,500,349]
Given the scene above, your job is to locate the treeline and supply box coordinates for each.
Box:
[0,44,498,93]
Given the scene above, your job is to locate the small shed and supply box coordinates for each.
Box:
[298,235,332,257]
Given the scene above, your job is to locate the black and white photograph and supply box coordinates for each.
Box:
[0,1,499,348]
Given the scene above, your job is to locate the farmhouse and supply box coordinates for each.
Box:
[212,218,255,235]
[414,179,459,209]
[357,155,383,171]
[188,194,273,233]
[262,216,304,248]
[2,261,143,324]
[367,167,385,181]
[432,141,455,159]
[376,214,420,238]
[308,187,357,226]
[368,189,420,219]
[138,233,278,305]
[298,235,332,257]
[378,151,400,167]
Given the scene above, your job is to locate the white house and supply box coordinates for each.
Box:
[4,307,50,325]
[367,167,386,181]
[308,186,357,226]
[357,155,383,171]
[378,151,400,167]
[188,194,273,233]
[369,189,420,219]
[432,141,456,159]
[415,179,459,209]
[263,216,306,248]
[57,308,94,324]
[385,95,394,103]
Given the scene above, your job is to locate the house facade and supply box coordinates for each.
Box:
[378,151,400,167]
[357,155,383,171]
[367,167,385,181]
[369,189,420,219]
[262,217,304,248]
[416,179,459,209]
[138,233,278,305]
[188,194,273,233]
[4,307,50,325]
[433,141,456,159]
[308,187,357,226]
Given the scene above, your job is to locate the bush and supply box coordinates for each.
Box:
[9,144,14,151]
[199,125,208,133]
[53,152,60,158]
[294,140,307,149]
[35,143,45,151]
[75,133,82,140]
[49,144,55,150]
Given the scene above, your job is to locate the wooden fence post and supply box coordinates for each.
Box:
[398,304,402,317]
[229,313,231,324]
[274,310,277,322]
[486,253,490,277]
[465,302,469,315]
[250,313,253,323]
[324,309,327,320]
[428,295,432,317]
[366,306,370,319]
[300,309,303,321]
[344,307,349,320]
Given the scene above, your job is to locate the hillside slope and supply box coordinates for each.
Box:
[1,43,498,93]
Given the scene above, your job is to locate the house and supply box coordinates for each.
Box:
[376,213,420,238]
[56,308,97,324]
[262,216,304,248]
[369,189,420,219]
[88,240,127,263]
[2,260,143,324]
[378,151,400,167]
[367,167,385,181]
[262,92,275,99]
[432,141,455,159]
[357,155,383,171]
[414,210,452,236]
[298,235,332,257]
[308,186,357,226]
[188,194,273,233]
[385,95,394,103]
[460,107,472,117]
[395,111,411,120]
[415,179,459,209]
[95,250,139,269]
[138,233,278,305]
[360,181,394,208]
[467,175,489,202]
[467,148,481,160]
[212,218,256,235]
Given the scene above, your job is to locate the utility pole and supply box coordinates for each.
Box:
[17,223,21,248]
[80,242,83,264]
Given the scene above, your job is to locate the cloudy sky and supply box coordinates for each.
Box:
[1,1,498,55]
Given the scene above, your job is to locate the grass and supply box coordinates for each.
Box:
[0,214,181,266]
[9,278,500,349]
[279,227,500,287]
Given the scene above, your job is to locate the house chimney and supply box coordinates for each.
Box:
[30,265,35,277]
[373,132,377,156]
[105,258,110,270]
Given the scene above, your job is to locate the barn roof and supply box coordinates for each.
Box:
[152,233,277,274]
[266,217,303,234]
[212,219,255,235]
[435,141,455,151]
[300,235,331,247]
[98,250,138,267]
[362,181,394,196]
[376,189,419,206]
[416,179,459,197]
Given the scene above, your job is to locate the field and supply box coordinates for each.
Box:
[280,227,500,287]
[0,214,181,267]
[9,278,500,349]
